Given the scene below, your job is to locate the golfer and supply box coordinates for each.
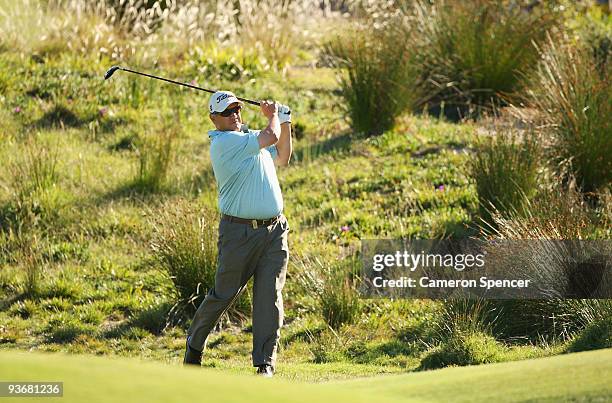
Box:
[183,90,292,378]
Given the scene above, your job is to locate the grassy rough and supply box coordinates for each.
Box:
[420,331,504,370]
[569,316,612,352]
[526,38,611,193]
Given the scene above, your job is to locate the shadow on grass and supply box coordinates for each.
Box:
[293,131,354,164]
[33,104,89,129]
[95,180,177,206]
[281,324,326,345]
[0,293,26,312]
[46,323,95,344]
[101,301,173,339]
[346,339,422,364]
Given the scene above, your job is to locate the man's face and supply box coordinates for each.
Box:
[210,102,242,131]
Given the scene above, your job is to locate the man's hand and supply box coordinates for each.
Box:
[278,104,292,125]
[260,100,278,119]
[258,100,281,149]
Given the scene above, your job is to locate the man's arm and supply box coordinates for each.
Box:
[258,101,281,149]
[275,122,292,166]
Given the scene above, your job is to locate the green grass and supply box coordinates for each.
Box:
[0,349,610,402]
[0,5,610,387]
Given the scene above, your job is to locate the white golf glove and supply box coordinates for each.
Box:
[278,104,292,124]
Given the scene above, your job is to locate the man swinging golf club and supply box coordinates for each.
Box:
[183,90,292,378]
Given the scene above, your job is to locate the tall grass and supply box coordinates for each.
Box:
[438,295,612,344]
[0,0,331,68]
[149,199,217,325]
[470,128,540,225]
[234,0,324,71]
[478,184,611,342]
[485,177,608,241]
[1,140,62,232]
[133,123,177,193]
[149,198,250,327]
[525,37,611,193]
[409,0,557,119]
[325,3,417,136]
[296,254,361,330]
[18,234,44,297]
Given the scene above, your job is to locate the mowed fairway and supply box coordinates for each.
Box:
[0,349,610,402]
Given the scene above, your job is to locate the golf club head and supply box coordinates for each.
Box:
[104,66,121,80]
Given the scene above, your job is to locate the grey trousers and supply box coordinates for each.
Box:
[187,214,289,367]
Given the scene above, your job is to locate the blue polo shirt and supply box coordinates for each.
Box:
[208,129,283,219]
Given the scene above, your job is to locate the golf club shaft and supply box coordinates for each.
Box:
[111,67,260,106]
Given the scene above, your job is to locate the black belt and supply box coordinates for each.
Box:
[222,214,281,229]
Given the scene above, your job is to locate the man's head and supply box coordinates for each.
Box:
[209,90,243,132]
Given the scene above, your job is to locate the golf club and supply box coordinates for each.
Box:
[104,65,260,106]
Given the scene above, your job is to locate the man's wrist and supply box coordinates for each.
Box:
[278,104,292,125]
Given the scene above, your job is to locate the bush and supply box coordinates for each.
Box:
[410,0,558,119]
[478,186,611,342]
[130,301,173,335]
[307,329,347,363]
[326,6,417,136]
[9,300,38,319]
[296,254,361,330]
[526,38,611,193]
[234,0,323,71]
[15,234,44,297]
[437,295,612,344]
[483,180,605,240]
[420,330,504,370]
[486,299,612,343]
[321,276,361,330]
[149,199,250,325]
[0,0,325,66]
[132,123,177,193]
[470,129,540,224]
[2,140,65,231]
[437,298,496,337]
[569,315,612,352]
[565,2,611,72]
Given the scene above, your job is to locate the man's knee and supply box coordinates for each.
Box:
[208,285,244,305]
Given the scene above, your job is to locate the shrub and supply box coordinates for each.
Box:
[186,45,265,82]
[47,323,95,344]
[9,300,38,319]
[16,234,44,297]
[478,185,611,342]
[35,103,81,128]
[0,0,327,67]
[410,0,558,119]
[470,129,540,224]
[132,123,177,193]
[234,0,324,71]
[326,5,417,136]
[486,299,612,343]
[296,254,361,330]
[420,330,504,370]
[569,315,612,352]
[483,180,605,240]
[437,298,495,337]
[526,37,611,193]
[149,199,250,325]
[565,2,611,72]
[130,301,173,335]
[2,140,64,231]
[307,328,347,363]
